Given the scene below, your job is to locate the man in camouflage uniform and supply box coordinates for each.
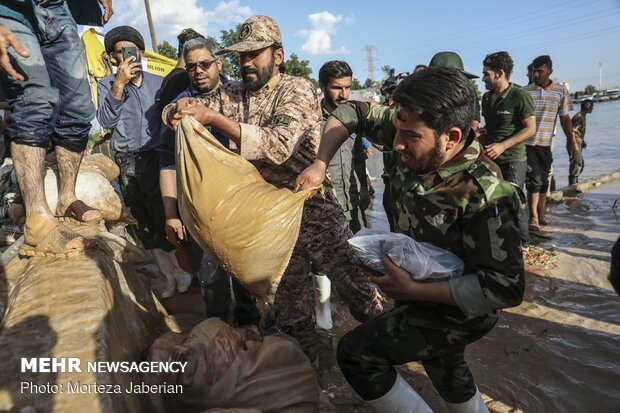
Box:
[296,67,524,412]
[162,15,382,357]
[569,99,593,185]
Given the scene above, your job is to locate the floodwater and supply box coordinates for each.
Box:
[351,145,620,412]
[552,99,620,189]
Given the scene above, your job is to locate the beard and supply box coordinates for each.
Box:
[324,93,344,110]
[192,76,219,93]
[243,53,275,92]
[401,137,444,174]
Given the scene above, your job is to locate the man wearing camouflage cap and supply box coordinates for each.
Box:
[163,15,383,358]
[296,67,524,412]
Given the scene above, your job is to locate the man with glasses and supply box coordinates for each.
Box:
[157,37,259,323]
[163,15,383,361]
[97,26,177,279]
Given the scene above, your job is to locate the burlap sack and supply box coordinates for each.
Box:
[145,318,319,413]
[0,223,168,413]
[44,154,134,223]
[175,117,317,299]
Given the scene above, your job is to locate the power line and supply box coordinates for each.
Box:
[380,0,599,56]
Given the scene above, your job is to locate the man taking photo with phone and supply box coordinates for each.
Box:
[97,26,177,268]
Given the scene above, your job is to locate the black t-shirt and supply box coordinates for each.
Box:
[159,68,190,110]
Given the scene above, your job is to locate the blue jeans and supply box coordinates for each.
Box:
[0,1,94,152]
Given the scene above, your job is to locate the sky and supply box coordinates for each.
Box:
[105,0,620,93]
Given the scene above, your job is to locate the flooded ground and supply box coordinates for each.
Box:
[319,154,620,412]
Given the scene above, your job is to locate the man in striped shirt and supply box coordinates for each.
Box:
[523,55,578,231]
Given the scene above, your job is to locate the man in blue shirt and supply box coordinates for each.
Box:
[0,0,112,256]
[97,26,173,256]
[157,37,259,324]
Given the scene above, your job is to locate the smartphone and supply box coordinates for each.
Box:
[121,46,138,63]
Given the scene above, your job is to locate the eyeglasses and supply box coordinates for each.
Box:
[186,59,218,72]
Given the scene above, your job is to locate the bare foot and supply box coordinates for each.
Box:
[56,199,102,223]
[24,213,59,246]
[24,214,95,251]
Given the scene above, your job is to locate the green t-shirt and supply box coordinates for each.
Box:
[481,83,535,163]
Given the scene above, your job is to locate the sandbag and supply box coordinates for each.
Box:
[175,116,317,299]
[80,153,120,182]
[44,155,134,223]
[0,222,168,413]
[144,318,319,413]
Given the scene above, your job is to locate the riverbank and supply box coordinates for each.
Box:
[319,164,620,412]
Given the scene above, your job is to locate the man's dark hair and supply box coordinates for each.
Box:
[532,55,552,69]
[392,67,475,138]
[318,60,353,85]
[581,99,593,111]
[483,51,514,77]
[177,28,204,57]
[414,64,427,72]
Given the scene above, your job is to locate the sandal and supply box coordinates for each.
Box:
[57,200,102,224]
[18,223,96,258]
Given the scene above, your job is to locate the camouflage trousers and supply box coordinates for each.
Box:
[273,194,382,353]
[336,302,499,403]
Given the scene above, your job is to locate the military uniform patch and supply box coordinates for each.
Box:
[238,23,252,40]
[273,114,293,126]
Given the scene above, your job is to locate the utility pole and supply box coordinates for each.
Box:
[363,45,377,83]
[596,61,603,90]
[144,0,158,53]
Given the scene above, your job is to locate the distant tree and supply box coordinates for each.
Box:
[157,41,177,60]
[219,26,241,79]
[363,78,376,88]
[351,78,363,90]
[381,65,395,77]
[282,53,317,87]
[471,80,482,100]
[584,84,597,95]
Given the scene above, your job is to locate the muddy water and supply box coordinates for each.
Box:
[552,99,620,189]
[324,153,620,412]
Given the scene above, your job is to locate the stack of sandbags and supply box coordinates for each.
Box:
[44,154,135,223]
[144,318,319,413]
[175,117,318,300]
[0,222,166,413]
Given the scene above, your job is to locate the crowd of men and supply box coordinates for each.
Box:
[0,1,599,412]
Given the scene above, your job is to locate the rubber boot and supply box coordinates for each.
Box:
[312,272,332,329]
[366,373,433,413]
[444,387,489,413]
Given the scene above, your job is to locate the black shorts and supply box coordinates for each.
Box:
[526,145,553,193]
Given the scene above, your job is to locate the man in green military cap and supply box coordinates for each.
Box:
[163,15,383,360]
[296,67,524,412]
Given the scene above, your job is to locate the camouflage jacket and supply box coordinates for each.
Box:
[332,102,525,320]
[177,73,323,191]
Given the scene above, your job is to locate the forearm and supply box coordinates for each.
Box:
[111,79,126,101]
[317,116,354,165]
[411,280,456,305]
[159,169,179,219]
[503,123,536,149]
[210,113,241,146]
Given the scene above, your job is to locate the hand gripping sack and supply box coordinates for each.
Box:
[175,116,317,299]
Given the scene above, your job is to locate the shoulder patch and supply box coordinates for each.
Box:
[273,114,293,126]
